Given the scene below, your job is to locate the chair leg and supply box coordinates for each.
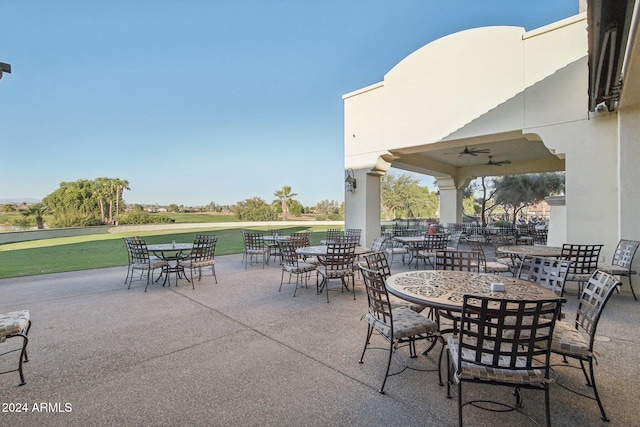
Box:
[628,274,637,301]
[144,269,152,292]
[2,333,29,386]
[582,358,609,421]
[359,325,374,364]
[326,277,330,303]
[124,265,132,285]
[458,380,463,425]
[544,384,551,427]
[126,268,133,289]
[292,273,299,297]
[445,349,451,397]
[378,340,394,394]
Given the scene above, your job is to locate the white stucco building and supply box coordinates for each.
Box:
[343,1,640,265]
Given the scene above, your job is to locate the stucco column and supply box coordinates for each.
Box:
[619,110,640,242]
[437,177,463,225]
[545,195,566,247]
[344,168,381,247]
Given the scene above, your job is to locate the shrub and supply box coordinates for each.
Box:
[8,217,33,227]
[117,211,172,225]
[49,214,104,228]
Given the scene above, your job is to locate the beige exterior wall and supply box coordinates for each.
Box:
[343,12,640,263]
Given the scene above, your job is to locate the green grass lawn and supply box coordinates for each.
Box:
[0,225,334,279]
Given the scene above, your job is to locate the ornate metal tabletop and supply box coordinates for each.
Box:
[296,245,370,256]
[497,245,563,258]
[386,270,560,312]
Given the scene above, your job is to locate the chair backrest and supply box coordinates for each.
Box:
[129,237,151,264]
[458,295,560,373]
[370,236,388,252]
[435,249,480,272]
[611,239,640,269]
[325,228,343,243]
[195,234,217,256]
[517,256,571,297]
[123,237,137,263]
[533,228,548,245]
[323,242,356,271]
[561,244,603,274]
[291,230,311,239]
[362,251,391,278]
[423,233,450,251]
[495,224,516,236]
[243,232,264,250]
[278,241,299,266]
[345,228,362,244]
[190,236,215,262]
[358,264,393,331]
[337,234,360,244]
[268,228,286,237]
[573,270,619,344]
[448,231,464,249]
[467,239,487,265]
[289,234,310,249]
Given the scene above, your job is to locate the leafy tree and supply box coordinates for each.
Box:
[167,204,180,212]
[42,177,130,227]
[274,186,298,220]
[232,197,277,221]
[493,173,564,224]
[22,203,49,229]
[94,177,111,223]
[2,203,17,212]
[113,178,130,221]
[314,199,340,216]
[43,179,98,218]
[467,176,499,226]
[288,200,303,216]
[381,173,438,220]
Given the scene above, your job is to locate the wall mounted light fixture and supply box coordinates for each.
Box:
[345,168,357,193]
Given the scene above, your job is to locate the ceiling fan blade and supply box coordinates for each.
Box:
[487,156,511,166]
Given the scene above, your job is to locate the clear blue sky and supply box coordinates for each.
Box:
[0,0,578,207]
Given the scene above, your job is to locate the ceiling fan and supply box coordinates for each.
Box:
[452,146,491,156]
[486,156,512,166]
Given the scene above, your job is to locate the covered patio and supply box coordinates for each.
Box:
[343,1,640,268]
[1,252,638,426]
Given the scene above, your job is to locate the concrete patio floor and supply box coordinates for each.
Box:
[1,248,639,426]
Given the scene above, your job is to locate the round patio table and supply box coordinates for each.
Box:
[147,243,193,286]
[496,245,563,259]
[386,270,560,313]
[296,245,370,257]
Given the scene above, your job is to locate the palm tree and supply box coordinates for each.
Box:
[274,186,297,220]
[113,178,130,222]
[22,203,49,229]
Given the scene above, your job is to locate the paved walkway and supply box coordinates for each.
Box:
[0,250,638,426]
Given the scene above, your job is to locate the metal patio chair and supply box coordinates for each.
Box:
[549,270,619,422]
[358,265,439,394]
[447,295,561,426]
[597,239,639,300]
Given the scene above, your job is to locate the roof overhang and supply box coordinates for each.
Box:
[588,0,638,111]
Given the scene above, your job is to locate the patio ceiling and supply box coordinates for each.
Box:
[388,131,564,181]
